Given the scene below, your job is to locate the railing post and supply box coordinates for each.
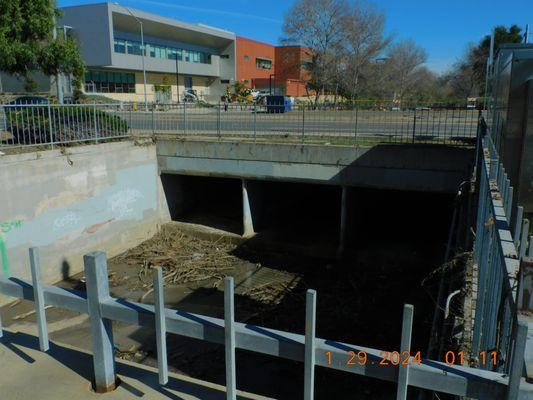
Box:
[153,266,168,385]
[304,289,317,400]
[93,103,99,142]
[412,108,417,143]
[253,102,257,142]
[224,276,236,400]
[218,101,221,139]
[84,251,117,393]
[47,102,54,149]
[507,321,527,399]
[301,104,305,144]
[151,105,155,136]
[29,247,49,352]
[397,304,414,400]
[183,102,187,136]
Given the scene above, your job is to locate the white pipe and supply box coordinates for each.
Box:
[445,290,461,319]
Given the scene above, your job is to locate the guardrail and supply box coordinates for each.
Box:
[471,118,532,392]
[1,248,531,399]
[0,102,478,150]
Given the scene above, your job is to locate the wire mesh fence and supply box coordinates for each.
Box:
[0,101,479,150]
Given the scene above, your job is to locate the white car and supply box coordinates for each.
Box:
[249,89,261,100]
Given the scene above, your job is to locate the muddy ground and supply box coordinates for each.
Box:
[1,222,446,399]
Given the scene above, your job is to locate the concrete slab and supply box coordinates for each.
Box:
[0,329,272,400]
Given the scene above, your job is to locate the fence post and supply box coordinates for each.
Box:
[253,102,257,142]
[304,289,317,400]
[29,247,49,352]
[153,266,168,385]
[224,276,237,400]
[183,102,187,136]
[396,304,414,400]
[47,102,54,149]
[93,103,99,142]
[301,105,306,144]
[354,104,359,147]
[412,108,417,143]
[507,321,527,399]
[218,102,221,139]
[84,251,117,393]
[151,106,155,136]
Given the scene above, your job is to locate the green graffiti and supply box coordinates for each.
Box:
[0,219,23,277]
[0,238,8,277]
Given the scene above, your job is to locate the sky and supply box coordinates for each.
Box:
[57,0,533,74]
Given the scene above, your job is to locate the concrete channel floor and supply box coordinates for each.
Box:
[0,329,272,400]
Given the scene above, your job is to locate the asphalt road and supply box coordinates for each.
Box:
[119,108,478,141]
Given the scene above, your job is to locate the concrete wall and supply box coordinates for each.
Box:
[0,141,170,304]
[157,140,474,193]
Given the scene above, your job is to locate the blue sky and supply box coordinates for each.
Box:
[57,0,533,73]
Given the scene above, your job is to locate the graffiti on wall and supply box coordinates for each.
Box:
[0,220,23,277]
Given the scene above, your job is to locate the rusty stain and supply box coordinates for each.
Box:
[84,219,114,234]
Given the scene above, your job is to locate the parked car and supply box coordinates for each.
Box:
[4,96,48,111]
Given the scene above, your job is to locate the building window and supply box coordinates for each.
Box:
[220,54,230,59]
[244,55,249,61]
[126,40,144,56]
[114,39,126,53]
[221,79,230,84]
[84,70,135,93]
[256,58,272,69]
[168,48,183,61]
[185,50,211,64]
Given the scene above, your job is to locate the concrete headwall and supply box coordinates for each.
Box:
[157,140,475,193]
[0,141,170,303]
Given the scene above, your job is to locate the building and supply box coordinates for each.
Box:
[58,2,236,103]
[235,37,312,97]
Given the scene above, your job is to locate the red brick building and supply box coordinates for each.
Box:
[236,36,311,97]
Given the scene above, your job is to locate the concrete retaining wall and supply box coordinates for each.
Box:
[0,141,170,304]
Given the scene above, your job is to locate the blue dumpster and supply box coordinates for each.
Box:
[266,95,290,113]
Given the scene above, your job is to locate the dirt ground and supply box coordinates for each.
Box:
[2,222,445,399]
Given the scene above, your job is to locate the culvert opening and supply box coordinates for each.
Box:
[161,174,243,234]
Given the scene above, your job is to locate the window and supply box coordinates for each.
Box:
[150,45,166,59]
[167,48,183,61]
[114,39,126,53]
[185,50,211,64]
[126,40,143,56]
[184,76,193,90]
[84,70,135,93]
[256,58,272,69]
[244,55,249,61]
[220,79,230,84]
[220,54,230,59]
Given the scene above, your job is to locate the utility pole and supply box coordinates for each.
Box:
[117,4,148,110]
[175,51,180,103]
[525,24,530,44]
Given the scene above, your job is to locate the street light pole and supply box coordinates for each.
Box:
[117,4,148,110]
[175,52,180,103]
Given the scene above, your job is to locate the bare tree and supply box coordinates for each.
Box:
[282,0,348,106]
[384,39,427,103]
[339,1,392,101]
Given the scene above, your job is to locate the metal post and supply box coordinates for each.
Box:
[224,277,237,400]
[301,104,305,144]
[397,304,414,400]
[183,102,186,136]
[514,206,524,247]
[412,108,417,143]
[153,267,168,385]
[84,251,117,393]
[507,321,527,399]
[354,105,359,147]
[304,289,317,400]
[47,102,54,148]
[520,219,530,259]
[218,102,221,138]
[151,106,155,135]
[29,247,49,352]
[93,103,99,142]
[529,236,533,257]
[52,23,63,104]
[253,103,257,142]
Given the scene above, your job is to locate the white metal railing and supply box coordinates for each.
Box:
[1,247,532,399]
